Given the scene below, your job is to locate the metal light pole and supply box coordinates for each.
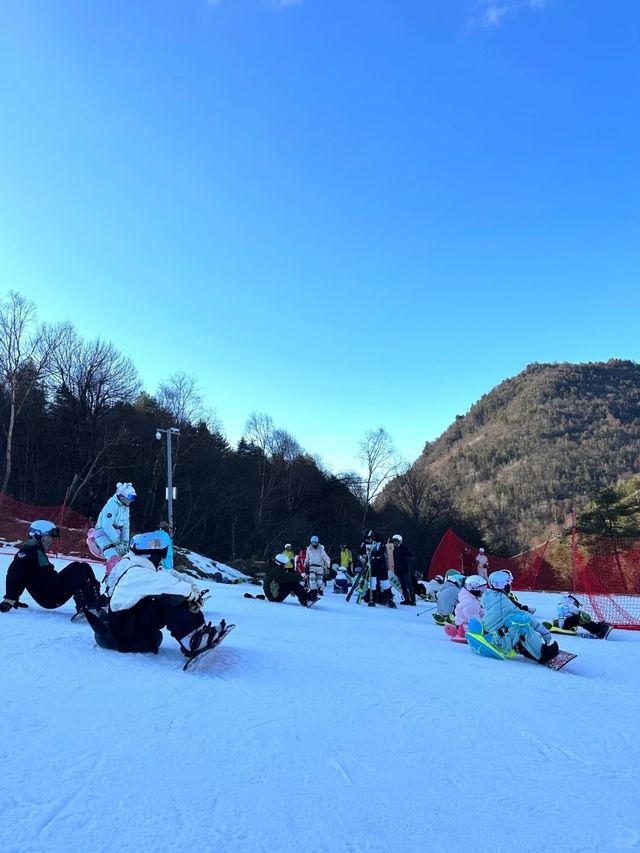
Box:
[155,427,180,529]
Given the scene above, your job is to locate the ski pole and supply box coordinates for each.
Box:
[417,604,437,617]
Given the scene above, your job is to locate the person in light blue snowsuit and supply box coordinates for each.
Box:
[94,483,136,559]
[482,570,559,664]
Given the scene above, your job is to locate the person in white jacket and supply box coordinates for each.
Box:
[87,531,226,658]
[93,482,137,560]
[304,535,330,594]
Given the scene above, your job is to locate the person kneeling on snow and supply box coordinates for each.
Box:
[0,520,103,618]
[481,570,559,665]
[87,532,226,658]
[553,594,611,639]
[264,554,319,607]
[450,575,488,638]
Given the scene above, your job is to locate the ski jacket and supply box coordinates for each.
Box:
[340,548,353,570]
[393,542,413,575]
[454,587,484,627]
[475,554,489,577]
[436,581,460,616]
[108,553,193,612]
[282,548,296,570]
[426,579,443,598]
[556,595,581,626]
[304,544,330,570]
[482,589,551,641]
[95,494,130,554]
[358,541,388,579]
[4,539,56,601]
[296,549,306,574]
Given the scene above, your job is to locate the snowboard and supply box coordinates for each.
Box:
[542,621,578,636]
[433,613,455,627]
[444,624,468,644]
[540,650,577,671]
[182,623,236,672]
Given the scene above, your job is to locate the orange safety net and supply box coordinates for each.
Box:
[0,493,96,561]
[429,528,640,630]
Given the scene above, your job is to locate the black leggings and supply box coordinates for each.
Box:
[26,561,98,610]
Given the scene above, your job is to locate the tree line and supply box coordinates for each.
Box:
[0,291,478,568]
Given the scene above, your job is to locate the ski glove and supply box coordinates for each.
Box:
[115,541,129,556]
[186,589,205,614]
[0,597,21,613]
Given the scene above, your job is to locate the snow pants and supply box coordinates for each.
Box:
[306,566,325,592]
[489,612,545,660]
[15,561,100,611]
[395,567,415,604]
[89,596,204,654]
[561,613,609,637]
[270,582,309,605]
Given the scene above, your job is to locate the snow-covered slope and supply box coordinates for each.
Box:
[176,548,250,584]
[1,553,639,853]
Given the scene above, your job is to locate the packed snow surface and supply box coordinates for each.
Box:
[1,553,639,853]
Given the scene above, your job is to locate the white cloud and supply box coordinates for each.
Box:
[468,0,547,28]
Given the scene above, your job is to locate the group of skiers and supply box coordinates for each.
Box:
[427,567,612,665]
[0,482,226,661]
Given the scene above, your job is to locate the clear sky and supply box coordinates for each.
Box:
[1,0,638,473]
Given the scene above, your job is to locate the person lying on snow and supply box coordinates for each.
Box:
[263,554,319,606]
[0,520,102,619]
[552,593,612,639]
[86,532,226,658]
[480,570,560,665]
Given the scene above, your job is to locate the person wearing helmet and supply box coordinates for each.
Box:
[475,547,489,580]
[550,594,612,639]
[433,570,465,624]
[0,520,103,618]
[391,534,415,606]
[358,531,395,608]
[87,531,228,658]
[91,482,137,561]
[481,570,559,664]
[339,544,353,576]
[424,574,444,602]
[282,543,296,571]
[263,554,319,607]
[304,536,330,596]
[449,575,488,638]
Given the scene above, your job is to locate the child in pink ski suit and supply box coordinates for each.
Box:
[452,575,488,639]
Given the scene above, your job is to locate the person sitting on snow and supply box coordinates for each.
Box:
[481,570,559,665]
[0,520,103,619]
[424,574,444,601]
[449,575,488,638]
[434,570,464,622]
[552,593,612,639]
[263,554,319,607]
[87,531,226,658]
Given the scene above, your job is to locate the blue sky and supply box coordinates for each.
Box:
[1,0,638,473]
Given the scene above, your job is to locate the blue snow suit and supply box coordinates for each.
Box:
[481,589,552,660]
[94,495,130,557]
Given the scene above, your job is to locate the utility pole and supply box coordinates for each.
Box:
[155,427,180,529]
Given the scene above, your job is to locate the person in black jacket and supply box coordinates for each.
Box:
[0,520,102,617]
[358,530,396,608]
[263,554,318,607]
[391,534,415,606]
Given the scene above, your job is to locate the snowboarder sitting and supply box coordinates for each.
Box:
[433,570,464,623]
[332,564,350,594]
[424,574,444,602]
[0,520,103,618]
[449,575,488,639]
[87,532,226,658]
[481,570,559,665]
[264,554,319,606]
[551,594,612,639]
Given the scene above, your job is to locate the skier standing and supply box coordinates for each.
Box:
[475,548,489,580]
[359,530,395,608]
[92,482,137,562]
[0,521,103,617]
[304,535,330,595]
[264,554,319,606]
[481,570,559,664]
[391,534,415,606]
[87,532,226,658]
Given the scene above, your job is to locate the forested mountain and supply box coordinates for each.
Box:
[403,360,640,552]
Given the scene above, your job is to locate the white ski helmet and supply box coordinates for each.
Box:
[465,575,488,592]
[116,482,136,501]
[434,574,444,584]
[29,519,60,541]
[392,534,403,544]
[284,543,292,550]
[489,570,512,590]
[478,547,485,553]
[274,553,289,566]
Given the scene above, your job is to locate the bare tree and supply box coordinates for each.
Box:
[47,326,141,506]
[157,372,206,427]
[244,412,277,526]
[387,465,452,527]
[0,292,59,493]
[358,427,400,528]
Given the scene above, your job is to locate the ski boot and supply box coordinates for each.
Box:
[538,640,560,664]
